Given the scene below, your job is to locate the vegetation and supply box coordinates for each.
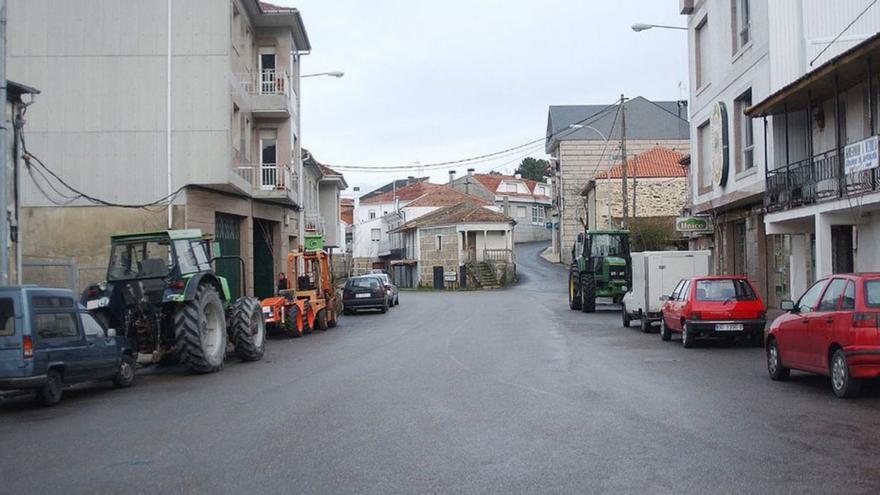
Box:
[515,157,550,182]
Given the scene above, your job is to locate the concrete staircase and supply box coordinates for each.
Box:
[476,262,499,289]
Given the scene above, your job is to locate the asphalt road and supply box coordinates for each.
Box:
[2,242,880,494]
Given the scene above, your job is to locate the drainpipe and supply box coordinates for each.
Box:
[0,0,8,285]
[166,0,173,229]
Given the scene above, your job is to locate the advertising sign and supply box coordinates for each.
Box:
[844,135,879,174]
[675,216,714,233]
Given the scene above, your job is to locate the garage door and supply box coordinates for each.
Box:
[215,213,242,299]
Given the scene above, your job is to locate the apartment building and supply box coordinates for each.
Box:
[449,171,552,243]
[8,0,312,298]
[680,0,880,305]
[545,97,690,264]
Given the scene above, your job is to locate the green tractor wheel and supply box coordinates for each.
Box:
[581,273,596,313]
[569,271,582,310]
[230,297,266,362]
[173,284,227,374]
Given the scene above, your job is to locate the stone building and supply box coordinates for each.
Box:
[583,146,688,229]
[545,97,690,264]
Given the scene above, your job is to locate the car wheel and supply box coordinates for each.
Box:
[113,355,136,388]
[660,317,671,342]
[395,295,399,306]
[622,305,631,327]
[640,315,651,334]
[36,369,63,406]
[681,322,695,349]
[831,349,862,398]
[766,338,790,381]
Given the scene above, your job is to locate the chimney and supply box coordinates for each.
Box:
[514,173,522,179]
[467,168,475,176]
[353,187,361,222]
[448,170,456,184]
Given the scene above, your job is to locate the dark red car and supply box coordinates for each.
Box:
[767,274,880,398]
[659,276,766,348]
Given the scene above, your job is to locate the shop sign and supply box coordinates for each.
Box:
[675,216,714,233]
[844,135,879,174]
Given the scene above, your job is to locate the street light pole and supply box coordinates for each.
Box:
[631,23,687,32]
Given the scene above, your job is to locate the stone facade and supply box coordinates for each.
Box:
[555,138,690,264]
[586,177,688,229]
[417,226,458,288]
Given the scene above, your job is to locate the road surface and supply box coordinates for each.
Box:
[2,242,880,494]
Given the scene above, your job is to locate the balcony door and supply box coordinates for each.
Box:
[259,47,278,94]
[260,129,278,190]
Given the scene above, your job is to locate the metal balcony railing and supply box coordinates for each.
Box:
[239,69,291,96]
[234,163,297,193]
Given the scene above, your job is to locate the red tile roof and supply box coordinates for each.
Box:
[393,202,513,231]
[318,163,343,177]
[405,186,492,208]
[595,146,687,179]
[341,198,354,206]
[360,182,441,205]
[259,2,292,12]
[471,173,547,197]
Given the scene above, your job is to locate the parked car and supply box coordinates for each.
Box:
[767,274,880,398]
[659,276,766,348]
[342,276,390,314]
[372,273,399,306]
[0,286,135,406]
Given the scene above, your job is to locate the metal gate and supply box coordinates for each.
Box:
[433,266,444,290]
[215,213,242,299]
[253,219,275,299]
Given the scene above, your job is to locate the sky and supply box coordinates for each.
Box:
[279,0,689,196]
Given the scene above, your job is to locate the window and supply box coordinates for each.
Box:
[0,298,14,336]
[531,206,545,225]
[82,313,105,337]
[679,280,692,301]
[734,90,754,172]
[671,280,685,300]
[231,6,240,51]
[732,0,751,52]
[842,281,856,310]
[697,121,712,190]
[516,206,527,218]
[797,280,828,313]
[175,240,212,274]
[590,234,628,257]
[32,297,74,309]
[506,182,517,193]
[696,17,709,88]
[436,235,443,251]
[34,313,79,340]
[695,279,757,301]
[370,228,381,242]
[108,241,172,281]
[232,104,241,152]
[817,279,847,311]
[369,210,377,220]
[348,277,380,290]
[733,221,747,275]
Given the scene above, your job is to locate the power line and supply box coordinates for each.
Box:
[811,0,879,66]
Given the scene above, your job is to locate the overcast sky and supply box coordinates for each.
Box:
[280,0,688,195]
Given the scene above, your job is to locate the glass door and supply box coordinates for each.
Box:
[260,129,278,190]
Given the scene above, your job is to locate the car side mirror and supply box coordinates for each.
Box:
[106,328,117,338]
[659,295,670,302]
[780,299,795,312]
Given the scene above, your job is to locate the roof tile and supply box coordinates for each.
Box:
[595,146,687,179]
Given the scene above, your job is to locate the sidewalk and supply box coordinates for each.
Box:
[539,246,560,264]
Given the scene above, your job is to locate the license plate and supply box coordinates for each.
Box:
[716,323,743,331]
[356,293,370,298]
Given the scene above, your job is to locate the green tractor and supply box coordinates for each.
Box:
[81,229,265,374]
[568,229,632,313]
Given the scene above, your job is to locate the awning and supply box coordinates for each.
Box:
[390,259,418,266]
[747,32,880,117]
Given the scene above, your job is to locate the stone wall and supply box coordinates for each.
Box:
[418,226,459,288]
[586,177,687,229]
[557,138,690,263]
[350,257,374,276]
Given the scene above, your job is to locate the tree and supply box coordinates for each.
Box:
[515,157,550,182]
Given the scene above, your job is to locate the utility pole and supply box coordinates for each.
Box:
[619,94,629,229]
[632,153,638,218]
[0,0,8,285]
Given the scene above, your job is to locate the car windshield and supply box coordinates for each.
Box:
[349,277,380,290]
[108,240,172,281]
[590,234,627,257]
[694,279,756,301]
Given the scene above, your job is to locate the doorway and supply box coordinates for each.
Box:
[258,47,277,93]
[831,225,854,273]
[214,213,242,299]
[259,129,277,190]
[253,219,276,299]
[466,232,477,262]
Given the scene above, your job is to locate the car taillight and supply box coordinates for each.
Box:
[87,288,99,298]
[852,312,879,328]
[171,280,186,290]
[22,336,33,359]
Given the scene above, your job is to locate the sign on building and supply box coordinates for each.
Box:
[844,135,879,174]
[675,216,714,233]
[444,271,458,282]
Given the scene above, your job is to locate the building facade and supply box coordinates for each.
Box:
[545,97,690,264]
[449,171,551,243]
[8,0,314,298]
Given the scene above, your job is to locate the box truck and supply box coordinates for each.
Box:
[621,251,711,332]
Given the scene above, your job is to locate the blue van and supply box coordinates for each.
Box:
[0,286,135,406]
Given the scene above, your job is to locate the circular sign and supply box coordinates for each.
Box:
[710,101,730,187]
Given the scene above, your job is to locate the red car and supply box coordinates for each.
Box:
[659,276,766,348]
[767,274,880,398]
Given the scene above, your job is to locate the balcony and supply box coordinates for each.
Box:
[239,69,296,119]
[234,162,299,205]
[765,147,878,213]
[305,213,325,234]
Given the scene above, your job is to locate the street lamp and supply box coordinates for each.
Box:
[568,123,607,141]
[631,23,687,32]
[296,69,345,244]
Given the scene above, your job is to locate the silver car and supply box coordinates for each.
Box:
[372,273,399,306]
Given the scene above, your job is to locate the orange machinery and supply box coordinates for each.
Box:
[261,249,338,337]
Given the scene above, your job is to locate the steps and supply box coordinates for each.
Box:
[476,262,499,289]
